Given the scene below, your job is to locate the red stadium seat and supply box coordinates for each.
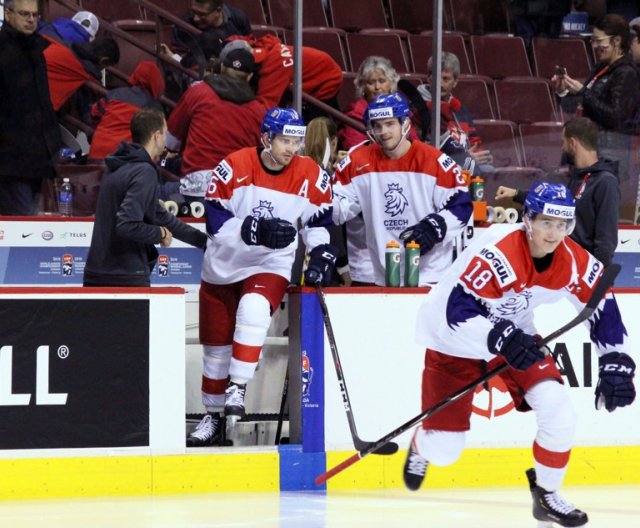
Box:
[494,78,557,124]
[329,0,388,31]
[227,0,268,25]
[45,163,106,216]
[471,34,532,79]
[82,0,144,22]
[268,0,328,28]
[336,71,358,112]
[532,37,592,79]
[519,122,565,170]
[251,24,286,41]
[410,32,472,75]
[298,27,350,71]
[473,119,522,167]
[111,20,159,76]
[455,74,495,120]
[346,33,411,73]
[388,0,433,33]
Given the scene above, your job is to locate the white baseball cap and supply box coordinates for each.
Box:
[72,11,99,39]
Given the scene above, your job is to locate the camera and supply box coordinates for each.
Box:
[555,66,567,77]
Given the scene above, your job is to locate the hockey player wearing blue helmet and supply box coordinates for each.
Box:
[188,107,336,446]
[332,92,473,286]
[404,181,635,527]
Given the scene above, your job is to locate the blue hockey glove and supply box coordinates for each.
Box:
[399,214,447,255]
[487,320,546,371]
[241,216,296,249]
[595,352,636,412]
[304,244,338,286]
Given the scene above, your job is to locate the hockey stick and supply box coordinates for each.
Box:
[315,263,621,484]
[315,283,399,455]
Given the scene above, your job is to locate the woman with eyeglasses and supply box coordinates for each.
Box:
[552,14,640,183]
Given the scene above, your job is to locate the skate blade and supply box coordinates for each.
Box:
[536,521,554,528]
[225,415,241,437]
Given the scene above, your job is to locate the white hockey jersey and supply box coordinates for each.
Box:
[416,223,629,362]
[332,140,472,285]
[201,147,332,284]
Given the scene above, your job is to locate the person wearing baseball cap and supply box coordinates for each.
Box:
[166,39,286,202]
[39,10,99,44]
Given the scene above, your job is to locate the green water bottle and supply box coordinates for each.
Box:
[404,241,420,287]
[385,240,401,287]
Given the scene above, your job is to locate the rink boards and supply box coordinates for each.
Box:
[0,218,638,498]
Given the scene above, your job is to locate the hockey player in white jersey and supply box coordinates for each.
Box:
[332,92,473,286]
[403,182,635,527]
[187,108,337,446]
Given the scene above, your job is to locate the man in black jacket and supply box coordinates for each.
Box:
[495,117,620,267]
[0,0,61,215]
[84,108,207,287]
[172,0,251,53]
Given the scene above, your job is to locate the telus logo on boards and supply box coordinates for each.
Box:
[0,345,68,406]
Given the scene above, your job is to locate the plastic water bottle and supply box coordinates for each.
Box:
[404,241,420,287]
[385,240,401,287]
[58,178,73,217]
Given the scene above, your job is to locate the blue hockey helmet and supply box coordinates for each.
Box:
[363,93,410,127]
[524,181,576,234]
[261,107,306,140]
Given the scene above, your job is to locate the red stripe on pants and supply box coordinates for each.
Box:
[233,341,262,363]
[533,441,571,469]
[201,376,228,395]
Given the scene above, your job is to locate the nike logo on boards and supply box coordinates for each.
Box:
[620,239,630,244]
[22,233,33,238]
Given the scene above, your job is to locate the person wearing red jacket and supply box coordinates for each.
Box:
[249,34,343,120]
[43,36,120,112]
[166,40,289,199]
[89,61,165,159]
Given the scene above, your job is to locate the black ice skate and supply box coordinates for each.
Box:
[402,433,429,491]
[224,382,247,420]
[186,413,225,447]
[526,468,588,527]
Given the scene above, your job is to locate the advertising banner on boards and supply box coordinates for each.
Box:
[0,299,149,449]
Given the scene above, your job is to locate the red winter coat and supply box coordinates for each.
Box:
[89,62,165,159]
[43,37,96,111]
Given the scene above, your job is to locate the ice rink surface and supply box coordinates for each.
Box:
[0,486,638,528]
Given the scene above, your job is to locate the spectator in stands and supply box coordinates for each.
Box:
[172,0,250,54]
[629,20,640,63]
[43,35,120,113]
[338,56,399,151]
[302,117,348,285]
[0,0,61,215]
[561,0,588,35]
[249,34,343,123]
[419,52,493,175]
[84,108,207,287]
[553,14,640,182]
[332,93,473,286]
[89,61,165,160]
[39,10,99,44]
[167,40,287,201]
[495,117,619,266]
